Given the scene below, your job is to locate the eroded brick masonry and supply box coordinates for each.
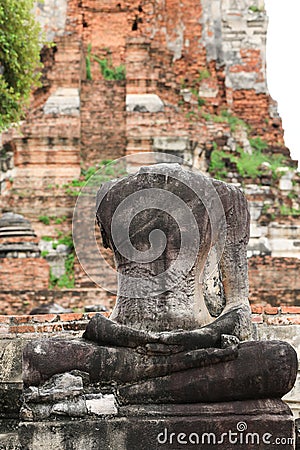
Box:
[0,0,299,316]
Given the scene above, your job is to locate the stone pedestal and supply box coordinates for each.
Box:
[18,399,295,450]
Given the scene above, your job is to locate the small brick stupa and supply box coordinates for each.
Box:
[0,213,49,313]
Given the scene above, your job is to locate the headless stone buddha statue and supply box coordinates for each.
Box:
[23,164,297,405]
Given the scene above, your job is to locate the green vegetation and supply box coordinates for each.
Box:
[86,45,126,81]
[46,232,75,289]
[261,204,276,221]
[50,252,75,289]
[179,70,210,112]
[202,108,294,184]
[181,69,211,90]
[190,87,206,109]
[86,43,92,80]
[201,112,212,121]
[96,57,126,81]
[209,140,286,181]
[197,97,206,107]
[279,205,300,217]
[262,203,271,214]
[54,216,67,225]
[196,69,211,82]
[0,0,43,130]
[235,149,272,178]
[52,233,73,250]
[209,147,229,180]
[41,233,73,250]
[81,160,119,180]
[41,230,75,289]
[63,159,127,196]
[202,110,249,133]
[249,5,264,13]
[287,191,298,200]
[190,87,198,97]
[249,137,268,152]
[39,215,67,225]
[185,111,197,121]
[261,202,300,220]
[38,215,50,225]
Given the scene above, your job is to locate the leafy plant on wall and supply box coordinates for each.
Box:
[85,44,126,81]
[0,0,42,131]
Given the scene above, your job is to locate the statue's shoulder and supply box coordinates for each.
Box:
[210,176,247,202]
[96,163,247,212]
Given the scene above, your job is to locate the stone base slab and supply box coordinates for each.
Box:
[17,399,295,450]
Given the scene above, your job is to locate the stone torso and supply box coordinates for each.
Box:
[97,164,250,332]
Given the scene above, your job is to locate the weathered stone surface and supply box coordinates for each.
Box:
[0,338,24,419]
[20,396,87,421]
[29,302,71,315]
[86,393,117,416]
[51,397,87,417]
[0,383,22,420]
[96,163,252,339]
[22,335,297,407]
[43,88,80,116]
[126,94,164,113]
[23,372,84,403]
[117,340,297,405]
[268,223,300,258]
[83,310,244,351]
[18,399,295,450]
[152,136,190,152]
[20,371,97,421]
[0,419,21,450]
[0,212,40,258]
[256,323,300,418]
[277,168,295,191]
[34,0,67,42]
[22,336,239,387]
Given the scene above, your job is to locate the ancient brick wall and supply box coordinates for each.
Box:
[249,256,300,307]
[0,311,107,336]
[0,0,299,315]
[0,289,115,316]
[0,259,49,291]
[1,0,293,196]
[80,81,126,165]
[0,308,297,338]
[249,256,300,292]
[122,0,284,140]
[1,255,299,315]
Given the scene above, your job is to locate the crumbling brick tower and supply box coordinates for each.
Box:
[0,0,299,320]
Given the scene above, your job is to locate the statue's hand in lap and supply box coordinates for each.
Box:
[83,312,239,354]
